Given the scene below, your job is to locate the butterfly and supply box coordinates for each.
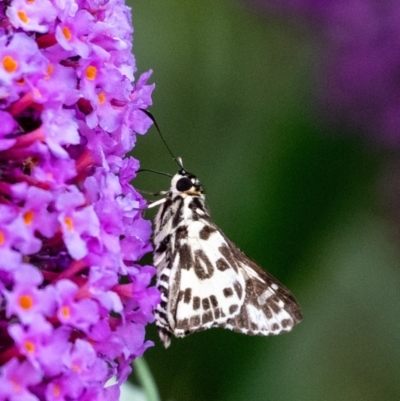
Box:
[147,162,302,348]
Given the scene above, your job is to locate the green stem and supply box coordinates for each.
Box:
[133,357,161,401]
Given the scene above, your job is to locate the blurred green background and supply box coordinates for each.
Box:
[128,1,400,400]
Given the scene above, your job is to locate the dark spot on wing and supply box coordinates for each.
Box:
[193,296,200,310]
[210,295,218,308]
[263,306,273,319]
[216,258,230,271]
[223,287,233,297]
[229,304,239,314]
[202,298,210,310]
[233,281,243,299]
[179,244,192,270]
[155,234,170,254]
[190,315,201,326]
[237,312,248,328]
[194,249,214,279]
[219,245,238,272]
[199,225,216,240]
[202,311,213,324]
[270,302,281,314]
[183,288,192,303]
[177,318,189,329]
[175,225,188,240]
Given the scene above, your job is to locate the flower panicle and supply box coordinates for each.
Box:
[0,0,159,399]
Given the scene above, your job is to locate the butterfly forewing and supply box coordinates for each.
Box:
[152,168,302,347]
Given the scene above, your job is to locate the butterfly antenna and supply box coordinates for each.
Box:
[140,109,184,169]
[137,168,173,178]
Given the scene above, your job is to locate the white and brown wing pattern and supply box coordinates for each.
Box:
[151,168,302,348]
[219,236,302,336]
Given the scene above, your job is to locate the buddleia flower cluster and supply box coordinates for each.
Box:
[0,0,159,399]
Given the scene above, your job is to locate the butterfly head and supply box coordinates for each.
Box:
[170,169,203,197]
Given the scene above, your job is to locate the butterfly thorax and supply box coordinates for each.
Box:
[154,169,208,272]
[154,169,203,237]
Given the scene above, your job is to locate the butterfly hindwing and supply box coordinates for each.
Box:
[221,243,303,335]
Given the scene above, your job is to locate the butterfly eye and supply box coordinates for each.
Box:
[176,177,192,192]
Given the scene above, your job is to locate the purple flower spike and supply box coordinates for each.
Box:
[0,0,159,399]
[246,0,400,144]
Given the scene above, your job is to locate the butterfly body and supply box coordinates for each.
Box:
[152,168,302,348]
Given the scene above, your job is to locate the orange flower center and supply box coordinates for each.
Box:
[86,65,97,80]
[24,340,35,353]
[23,211,34,225]
[98,92,106,104]
[17,10,29,23]
[3,56,18,73]
[64,217,74,231]
[61,306,70,319]
[62,26,72,41]
[19,294,33,310]
[45,64,54,78]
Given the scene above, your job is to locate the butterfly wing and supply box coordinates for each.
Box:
[219,237,303,335]
[156,218,302,347]
[157,220,246,346]
[153,188,302,347]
